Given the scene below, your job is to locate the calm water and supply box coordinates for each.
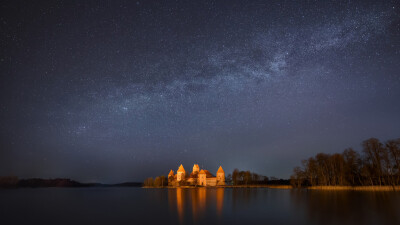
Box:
[1,187,399,225]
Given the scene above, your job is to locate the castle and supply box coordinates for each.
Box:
[168,164,225,186]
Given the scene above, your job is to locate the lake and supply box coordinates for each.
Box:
[1,187,399,225]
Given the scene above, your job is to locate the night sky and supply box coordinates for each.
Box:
[1,0,399,183]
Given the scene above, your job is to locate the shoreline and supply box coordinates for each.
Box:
[143,185,400,191]
[2,185,398,191]
[143,185,292,189]
[307,186,400,191]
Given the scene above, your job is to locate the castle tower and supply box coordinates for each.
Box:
[192,164,200,173]
[198,169,207,186]
[216,166,225,183]
[177,164,186,181]
[168,170,174,179]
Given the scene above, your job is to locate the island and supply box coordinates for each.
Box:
[168,164,226,187]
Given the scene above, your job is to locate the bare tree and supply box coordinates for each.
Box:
[232,169,239,185]
[387,139,400,185]
[291,137,400,187]
[144,177,154,187]
[363,138,385,185]
[343,148,361,185]
[226,174,232,185]
[291,166,305,188]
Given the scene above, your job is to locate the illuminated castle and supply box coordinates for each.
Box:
[168,164,225,186]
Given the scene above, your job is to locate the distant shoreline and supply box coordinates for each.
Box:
[143,185,400,191]
[0,177,142,188]
[307,186,400,191]
[143,185,293,189]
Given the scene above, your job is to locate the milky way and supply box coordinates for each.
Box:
[1,1,399,182]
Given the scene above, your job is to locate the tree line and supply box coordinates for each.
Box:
[230,169,269,185]
[229,169,289,186]
[290,137,400,187]
[143,176,167,187]
[0,176,19,188]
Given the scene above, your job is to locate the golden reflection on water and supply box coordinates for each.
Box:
[169,188,224,224]
[176,188,184,224]
[216,188,224,216]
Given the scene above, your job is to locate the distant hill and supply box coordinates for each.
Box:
[0,176,142,188]
[111,182,142,187]
[17,178,92,187]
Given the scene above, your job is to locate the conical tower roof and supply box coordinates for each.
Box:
[168,169,174,176]
[192,164,199,172]
[217,166,224,173]
[177,164,185,172]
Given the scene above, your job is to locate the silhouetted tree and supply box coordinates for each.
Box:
[153,176,167,187]
[303,157,317,186]
[363,138,385,185]
[0,176,19,188]
[232,169,239,185]
[262,176,269,184]
[230,169,275,185]
[226,174,232,185]
[387,138,400,185]
[343,148,361,185]
[168,175,174,185]
[244,171,251,185]
[291,167,305,188]
[291,137,400,187]
[144,177,154,187]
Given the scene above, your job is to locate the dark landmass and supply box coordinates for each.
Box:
[111,182,143,187]
[291,137,400,188]
[18,178,91,188]
[0,176,142,188]
[144,168,290,188]
[265,179,290,186]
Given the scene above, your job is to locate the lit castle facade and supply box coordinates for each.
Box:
[168,164,225,186]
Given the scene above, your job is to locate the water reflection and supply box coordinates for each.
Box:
[216,188,224,216]
[291,190,400,225]
[1,188,399,225]
[167,188,400,225]
[176,188,184,224]
[191,187,206,221]
[168,188,224,224]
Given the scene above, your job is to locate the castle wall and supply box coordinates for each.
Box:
[206,178,217,186]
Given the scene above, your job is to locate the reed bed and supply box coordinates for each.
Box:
[308,186,400,191]
[224,185,293,189]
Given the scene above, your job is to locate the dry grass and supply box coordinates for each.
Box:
[265,185,293,189]
[308,186,400,191]
[224,185,293,189]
